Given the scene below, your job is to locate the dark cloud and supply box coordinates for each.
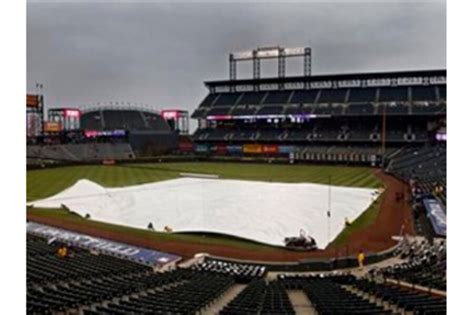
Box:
[27,1,446,131]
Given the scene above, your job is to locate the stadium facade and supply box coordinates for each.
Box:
[192,68,446,166]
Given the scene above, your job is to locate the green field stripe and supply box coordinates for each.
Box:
[27,163,381,200]
[329,192,384,247]
[335,171,372,187]
[354,173,382,188]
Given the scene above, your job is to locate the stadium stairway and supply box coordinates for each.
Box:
[202,284,247,315]
[349,279,446,314]
[287,290,316,315]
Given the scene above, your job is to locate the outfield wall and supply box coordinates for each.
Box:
[27,153,382,171]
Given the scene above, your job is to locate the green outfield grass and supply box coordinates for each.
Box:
[27,162,381,201]
[27,207,281,252]
[27,162,383,251]
[328,192,383,248]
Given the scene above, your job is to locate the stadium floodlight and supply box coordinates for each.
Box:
[283,47,306,56]
[232,50,253,61]
[229,46,311,82]
[256,47,280,59]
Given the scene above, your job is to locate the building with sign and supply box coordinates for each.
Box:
[47,108,81,132]
[160,109,189,135]
[26,93,44,138]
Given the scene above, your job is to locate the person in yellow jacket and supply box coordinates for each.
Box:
[57,245,68,258]
[357,250,365,270]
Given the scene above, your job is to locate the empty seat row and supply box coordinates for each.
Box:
[198,85,445,108]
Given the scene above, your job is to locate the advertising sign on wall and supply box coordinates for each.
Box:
[262,144,278,154]
[243,144,263,154]
[43,122,62,133]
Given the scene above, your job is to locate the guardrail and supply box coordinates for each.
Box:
[202,238,404,272]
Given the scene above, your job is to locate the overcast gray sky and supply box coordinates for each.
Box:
[27,1,446,131]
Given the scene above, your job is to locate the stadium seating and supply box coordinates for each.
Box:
[237,92,266,106]
[256,105,284,115]
[279,274,392,314]
[191,107,208,118]
[375,240,446,291]
[27,235,149,285]
[412,103,445,114]
[378,87,409,102]
[231,105,257,116]
[198,93,219,107]
[258,129,284,141]
[284,104,314,115]
[353,279,446,314]
[192,78,445,155]
[388,145,446,238]
[27,143,135,161]
[95,271,234,314]
[263,90,292,104]
[388,145,446,197]
[221,279,295,315]
[280,273,446,314]
[142,112,171,131]
[192,259,266,283]
[80,112,103,130]
[231,129,259,141]
[411,86,438,102]
[289,89,319,104]
[27,235,236,315]
[28,232,447,315]
[214,93,242,106]
[347,129,373,141]
[102,110,127,129]
[377,103,410,115]
[437,85,446,101]
[287,129,311,141]
[313,104,344,115]
[345,103,375,115]
[317,88,348,103]
[80,109,171,132]
[207,106,233,116]
[348,87,377,103]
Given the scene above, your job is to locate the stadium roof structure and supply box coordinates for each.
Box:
[192,68,447,121]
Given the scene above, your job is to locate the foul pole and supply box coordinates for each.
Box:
[327,175,332,246]
[381,105,387,166]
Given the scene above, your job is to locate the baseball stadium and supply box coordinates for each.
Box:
[26,45,447,314]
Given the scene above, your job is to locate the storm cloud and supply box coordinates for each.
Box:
[27,1,446,131]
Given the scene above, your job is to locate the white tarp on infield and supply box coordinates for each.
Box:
[29,178,379,248]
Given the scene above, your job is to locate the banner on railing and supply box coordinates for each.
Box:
[423,198,447,236]
[27,222,181,267]
[194,144,209,153]
[243,144,263,154]
[262,144,278,154]
[227,145,242,154]
[278,145,295,154]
